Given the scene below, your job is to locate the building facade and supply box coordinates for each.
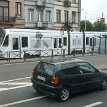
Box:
[25,0,54,29]
[0,0,24,29]
[54,0,81,31]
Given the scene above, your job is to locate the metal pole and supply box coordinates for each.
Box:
[83,31,85,55]
[85,11,86,31]
[105,35,106,54]
[92,37,94,52]
[60,29,64,57]
[99,36,101,54]
[67,30,71,55]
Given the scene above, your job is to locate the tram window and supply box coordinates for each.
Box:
[90,38,92,46]
[59,38,61,48]
[63,37,67,46]
[54,38,57,48]
[86,37,89,45]
[0,30,5,46]
[13,38,19,50]
[3,35,9,46]
[22,37,28,48]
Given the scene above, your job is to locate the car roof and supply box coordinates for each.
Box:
[40,58,84,65]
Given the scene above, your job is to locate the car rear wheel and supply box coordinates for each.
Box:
[101,80,107,90]
[58,87,70,102]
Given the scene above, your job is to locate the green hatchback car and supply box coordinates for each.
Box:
[31,58,107,101]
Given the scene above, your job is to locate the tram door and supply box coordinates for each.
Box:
[11,37,21,58]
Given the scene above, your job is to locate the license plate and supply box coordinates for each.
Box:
[37,75,46,81]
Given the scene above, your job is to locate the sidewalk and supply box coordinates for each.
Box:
[0,54,107,70]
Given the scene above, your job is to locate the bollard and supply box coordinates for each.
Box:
[8,52,11,62]
[23,51,26,61]
[73,49,75,57]
[39,50,41,60]
[51,50,53,58]
[91,48,93,56]
[63,49,65,58]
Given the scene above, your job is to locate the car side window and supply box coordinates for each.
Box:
[78,62,96,73]
[61,63,81,75]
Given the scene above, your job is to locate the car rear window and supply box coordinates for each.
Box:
[36,62,55,76]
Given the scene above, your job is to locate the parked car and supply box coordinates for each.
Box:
[31,58,107,101]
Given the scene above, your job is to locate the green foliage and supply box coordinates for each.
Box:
[80,20,93,31]
[93,20,106,31]
[80,20,107,31]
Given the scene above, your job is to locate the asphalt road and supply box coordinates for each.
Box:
[0,55,107,107]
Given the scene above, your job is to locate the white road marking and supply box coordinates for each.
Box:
[0,88,8,91]
[83,102,103,107]
[0,77,31,83]
[0,84,32,91]
[0,82,31,85]
[0,77,32,91]
[0,96,46,107]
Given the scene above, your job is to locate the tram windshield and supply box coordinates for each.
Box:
[0,30,5,46]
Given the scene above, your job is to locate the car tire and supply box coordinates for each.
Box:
[58,87,70,102]
[100,80,107,90]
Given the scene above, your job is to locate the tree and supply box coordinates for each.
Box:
[64,21,72,55]
[93,20,106,31]
[80,20,93,31]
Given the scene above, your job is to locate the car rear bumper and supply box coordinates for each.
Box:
[31,78,61,97]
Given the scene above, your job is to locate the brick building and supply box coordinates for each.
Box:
[0,0,24,29]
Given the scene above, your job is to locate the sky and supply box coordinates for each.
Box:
[81,0,107,23]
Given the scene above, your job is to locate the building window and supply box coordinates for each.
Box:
[56,10,61,23]
[38,12,43,22]
[72,11,76,23]
[28,9,34,22]
[59,38,61,48]
[16,2,21,18]
[0,1,9,22]
[46,10,51,22]
[64,10,69,22]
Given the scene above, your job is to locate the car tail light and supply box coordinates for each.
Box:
[32,69,36,76]
[51,76,59,84]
